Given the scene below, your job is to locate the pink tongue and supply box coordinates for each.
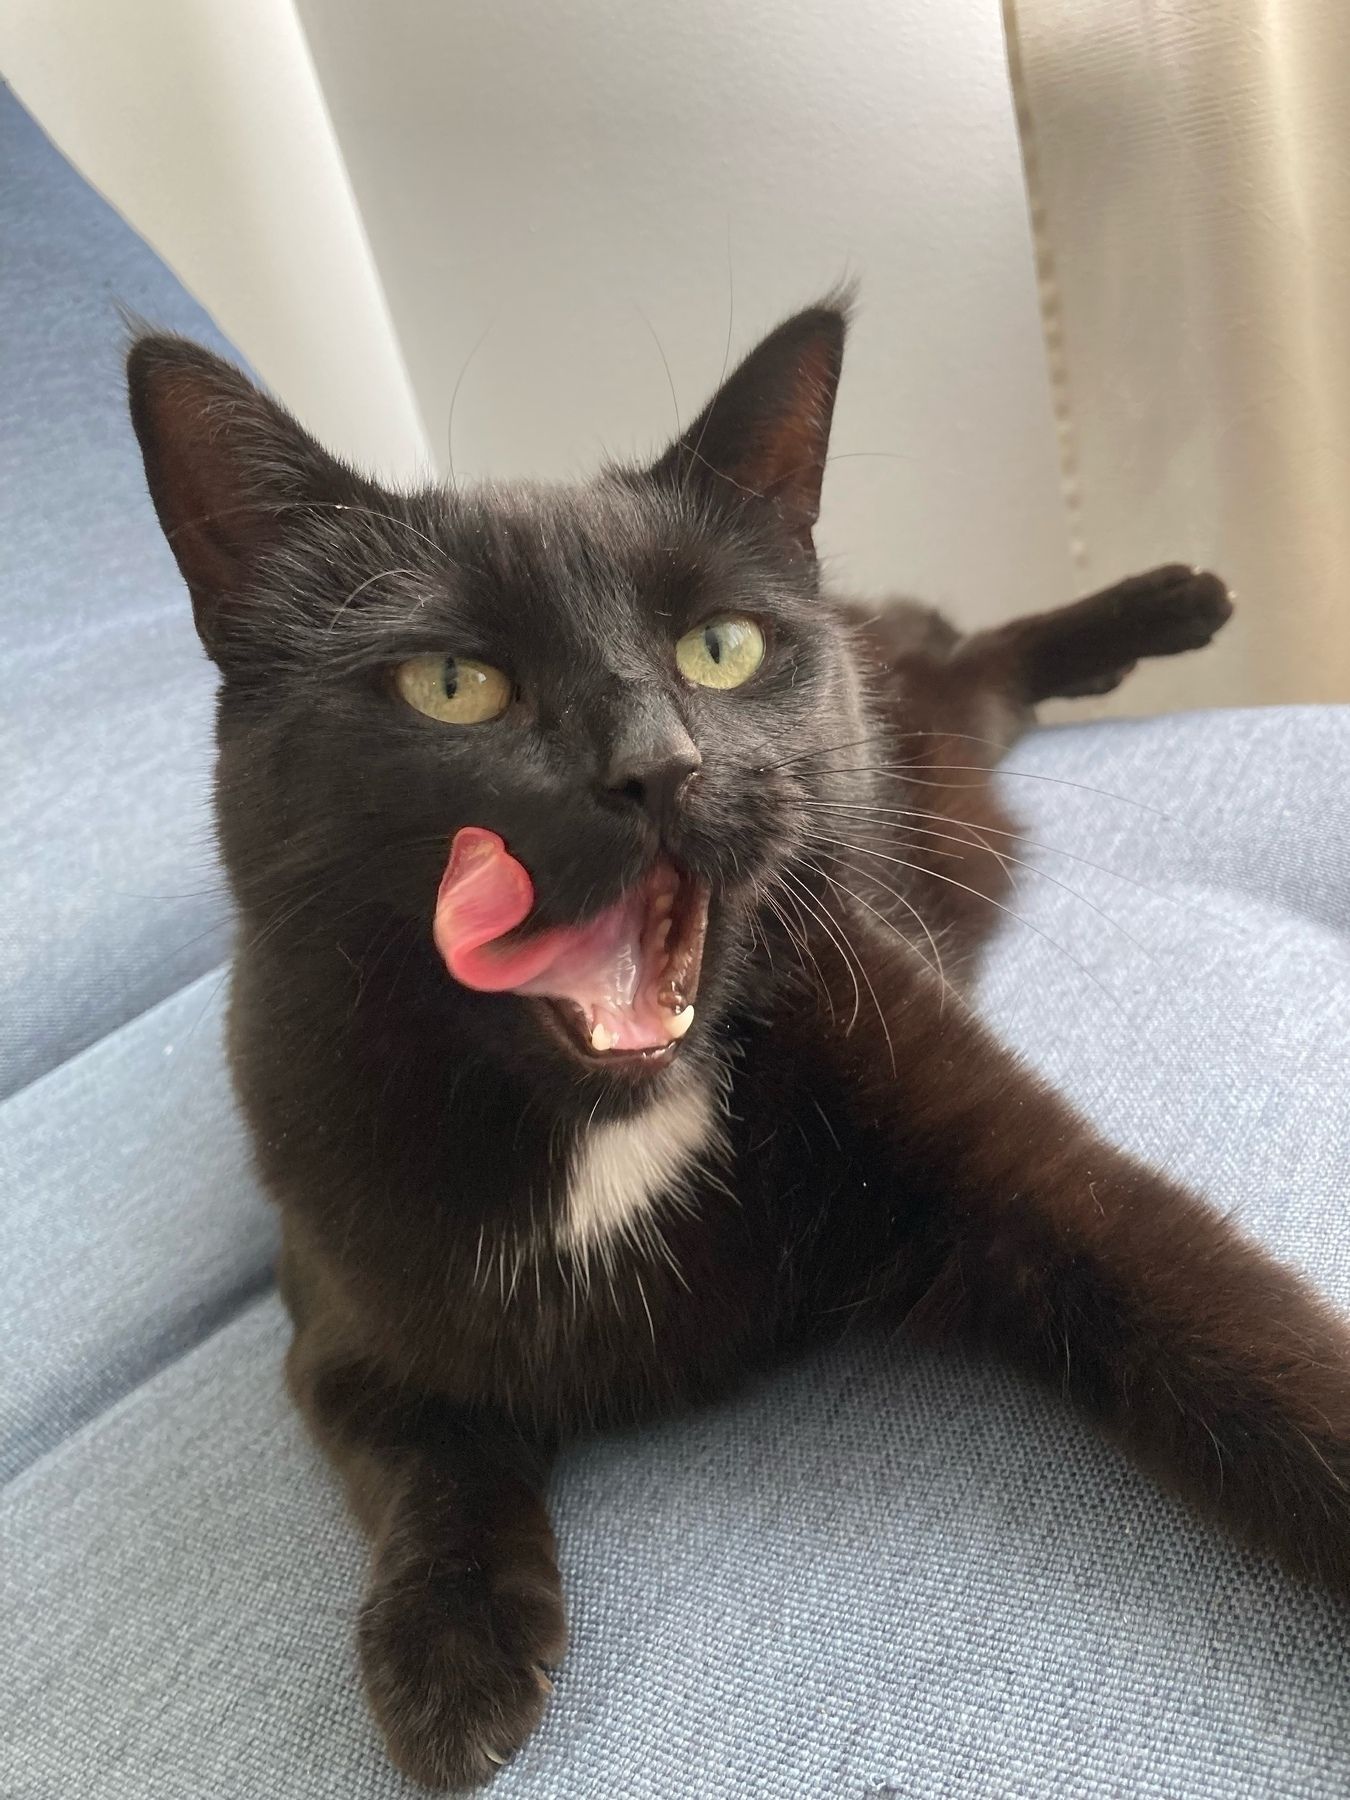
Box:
[433,828,663,1047]
[432,828,558,991]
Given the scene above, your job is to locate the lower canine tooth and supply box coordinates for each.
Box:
[667,1006,695,1040]
[590,1023,616,1052]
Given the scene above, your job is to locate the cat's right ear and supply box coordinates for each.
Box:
[126,335,356,666]
[644,298,850,558]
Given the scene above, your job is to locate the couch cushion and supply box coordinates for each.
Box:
[0,85,236,1098]
[980,705,1350,1303]
[6,1287,1350,1800]
[3,704,1348,1797]
[0,968,276,1485]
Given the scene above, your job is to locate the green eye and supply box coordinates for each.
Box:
[675,616,766,691]
[394,655,513,724]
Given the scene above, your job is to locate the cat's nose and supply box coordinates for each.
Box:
[603,719,702,827]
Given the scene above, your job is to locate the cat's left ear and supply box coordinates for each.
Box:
[646,298,849,556]
[127,334,369,667]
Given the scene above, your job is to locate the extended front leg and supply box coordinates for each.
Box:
[808,908,1350,1597]
[290,1347,564,1790]
[953,563,1233,702]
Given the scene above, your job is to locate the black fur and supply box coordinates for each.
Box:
[125,305,1350,1798]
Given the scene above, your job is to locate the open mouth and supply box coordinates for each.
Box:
[433,828,710,1064]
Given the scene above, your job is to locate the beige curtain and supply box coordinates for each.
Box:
[1005,0,1350,712]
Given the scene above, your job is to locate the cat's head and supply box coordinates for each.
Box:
[128,303,867,1111]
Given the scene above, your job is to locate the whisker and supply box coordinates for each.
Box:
[822,894,898,1075]
[809,837,1125,1010]
[823,762,1177,821]
[765,880,835,1020]
[760,731,890,774]
[686,227,738,492]
[800,833,955,994]
[766,730,1179,825]
[763,725,1023,776]
[804,799,1229,933]
[446,321,495,488]
[325,566,418,636]
[778,867,863,1031]
[805,815,1155,963]
[165,498,448,561]
[779,866,894,1063]
[814,859,953,1027]
[632,304,683,441]
[800,812,971,863]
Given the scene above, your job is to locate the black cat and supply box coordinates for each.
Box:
[129,302,1350,1792]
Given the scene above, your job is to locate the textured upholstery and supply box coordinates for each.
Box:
[0,969,275,1486]
[4,83,1350,1800]
[6,710,1349,1800]
[0,85,235,1099]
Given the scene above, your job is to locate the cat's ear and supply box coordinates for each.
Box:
[127,335,359,665]
[647,299,849,556]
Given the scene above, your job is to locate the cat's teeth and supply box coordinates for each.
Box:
[590,1023,616,1053]
[654,919,671,950]
[653,892,674,918]
[666,1005,695,1040]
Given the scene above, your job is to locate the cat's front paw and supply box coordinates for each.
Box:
[358,1556,566,1790]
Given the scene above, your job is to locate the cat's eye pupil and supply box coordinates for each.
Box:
[393,652,511,724]
[704,628,722,664]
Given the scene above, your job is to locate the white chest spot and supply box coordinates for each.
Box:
[558,1078,721,1258]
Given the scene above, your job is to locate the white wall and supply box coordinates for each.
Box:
[0,0,429,482]
[6,0,1078,630]
[294,0,1076,624]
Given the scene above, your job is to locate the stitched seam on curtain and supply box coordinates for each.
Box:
[1001,0,1089,579]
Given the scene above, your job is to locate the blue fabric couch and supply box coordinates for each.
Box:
[4,84,1349,1798]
